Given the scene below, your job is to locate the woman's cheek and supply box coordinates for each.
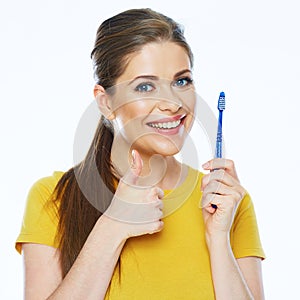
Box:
[184,114,195,133]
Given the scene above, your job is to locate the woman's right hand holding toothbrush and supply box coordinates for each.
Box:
[200,158,246,246]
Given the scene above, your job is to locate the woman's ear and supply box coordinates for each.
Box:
[94,84,115,120]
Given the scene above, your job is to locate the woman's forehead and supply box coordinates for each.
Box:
[116,42,191,84]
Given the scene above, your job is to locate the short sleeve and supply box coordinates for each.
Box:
[230,193,266,259]
[15,172,63,254]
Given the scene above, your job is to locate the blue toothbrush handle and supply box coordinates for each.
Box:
[215,110,223,158]
[215,141,222,158]
[212,107,224,209]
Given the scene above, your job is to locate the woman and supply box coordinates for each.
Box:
[16,8,265,299]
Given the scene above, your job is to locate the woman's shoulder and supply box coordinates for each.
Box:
[33,171,65,188]
[15,171,65,253]
[26,171,65,207]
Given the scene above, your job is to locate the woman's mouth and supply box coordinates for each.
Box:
[146,115,186,134]
[148,119,181,129]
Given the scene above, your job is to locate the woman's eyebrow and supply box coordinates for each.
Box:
[174,69,192,78]
[128,75,158,85]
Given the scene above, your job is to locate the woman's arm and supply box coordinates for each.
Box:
[201,159,264,299]
[237,256,265,300]
[207,235,264,300]
[48,215,128,299]
[23,244,62,299]
[23,215,126,300]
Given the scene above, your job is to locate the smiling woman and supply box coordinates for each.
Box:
[16,8,265,300]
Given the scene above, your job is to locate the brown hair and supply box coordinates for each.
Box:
[53,8,193,278]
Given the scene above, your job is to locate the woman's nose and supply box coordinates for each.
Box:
[157,98,182,112]
[156,85,183,112]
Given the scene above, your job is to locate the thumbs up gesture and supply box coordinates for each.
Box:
[104,150,164,238]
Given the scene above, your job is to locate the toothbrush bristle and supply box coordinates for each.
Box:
[218,92,226,111]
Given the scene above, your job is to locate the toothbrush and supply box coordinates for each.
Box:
[211,91,225,209]
[215,91,225,158]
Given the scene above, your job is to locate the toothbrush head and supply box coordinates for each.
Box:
[218,91,226,111]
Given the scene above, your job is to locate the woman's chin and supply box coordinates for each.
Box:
[135,142,183,158]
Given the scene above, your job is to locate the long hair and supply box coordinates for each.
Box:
[53,8,193,278]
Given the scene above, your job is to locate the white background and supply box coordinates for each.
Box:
[1,0,299,298]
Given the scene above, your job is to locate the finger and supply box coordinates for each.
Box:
[122,149,143,186]
[201,169,246,199]
[105,197,164,224]
[200,193,218,210]
[201,169,239,191]
[202,204,217,214]
[149,220,164,234]
[202,179,245,199]
[149,186,164,199]
[147,200,164,218]
[201,193,230,210]
[203,180,227,195]
[202,158,238,179]
[200,191,219,210]
[202,185,244,208]
[152,199,164,210]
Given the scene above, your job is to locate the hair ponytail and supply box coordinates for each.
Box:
[54,116,116,277]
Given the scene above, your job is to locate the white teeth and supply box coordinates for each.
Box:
[149,120,181,129]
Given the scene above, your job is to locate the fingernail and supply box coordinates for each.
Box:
[131,150,136,164]
[202,162,209,169]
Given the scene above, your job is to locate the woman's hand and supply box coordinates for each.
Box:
[201,159,246,243]
[104,150,164,239]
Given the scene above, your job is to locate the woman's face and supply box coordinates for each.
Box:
[109,41,196,157]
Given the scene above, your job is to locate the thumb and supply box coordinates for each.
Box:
[122,149,143,186]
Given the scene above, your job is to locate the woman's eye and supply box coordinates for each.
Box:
[174,77,193,87]
[135,83,155,93]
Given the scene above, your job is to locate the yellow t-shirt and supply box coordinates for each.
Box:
[16,167,265,299]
